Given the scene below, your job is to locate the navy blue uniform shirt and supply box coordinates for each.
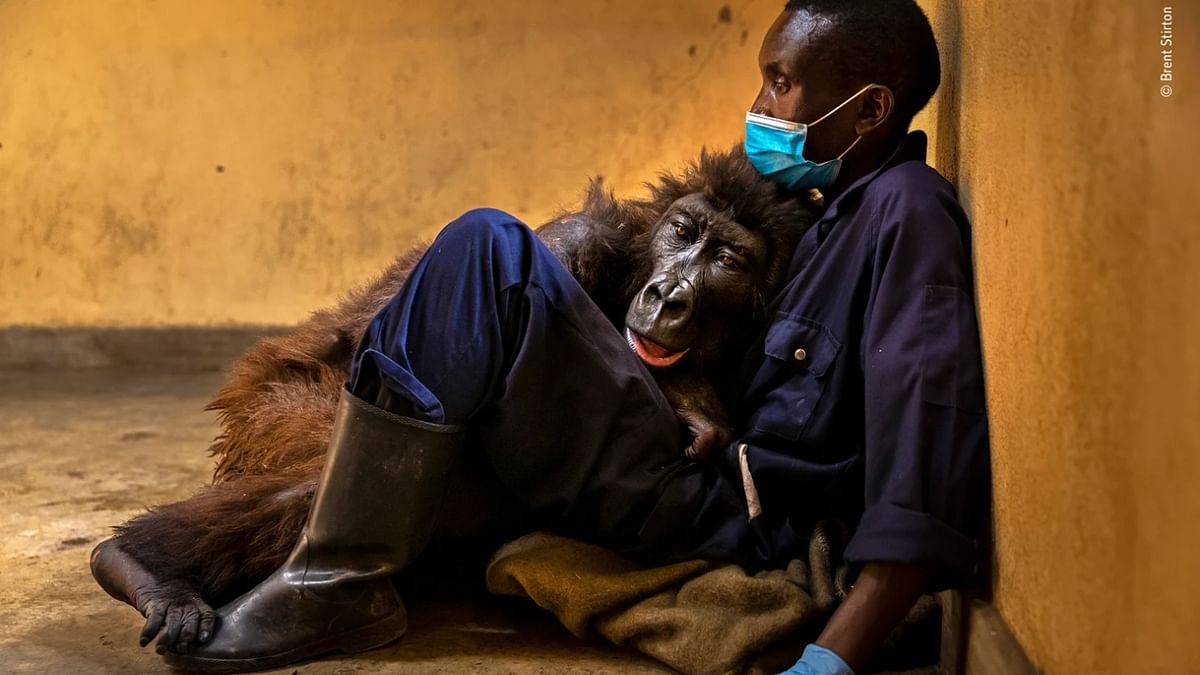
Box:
[735,131,991,587]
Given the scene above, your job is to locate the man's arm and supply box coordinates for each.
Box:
[846,168,989,587]
[784,170,990,674]
[814,562,928,670]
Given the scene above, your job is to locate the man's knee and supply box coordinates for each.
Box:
[437,208,529,251]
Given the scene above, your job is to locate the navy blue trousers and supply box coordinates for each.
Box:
[348,209,753,565]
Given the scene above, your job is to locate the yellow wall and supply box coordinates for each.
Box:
[917,1,1199,673]
[0,0,779,326]
[3,1,1198,673]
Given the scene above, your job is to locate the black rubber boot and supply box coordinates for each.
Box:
[164,389,463,674]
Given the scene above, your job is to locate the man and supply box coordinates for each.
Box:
[166,1,990,673]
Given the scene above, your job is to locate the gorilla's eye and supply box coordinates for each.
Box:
[715,252,738,269]
[673,223,691,240]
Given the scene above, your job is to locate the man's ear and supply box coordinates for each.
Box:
[854,85,895,135]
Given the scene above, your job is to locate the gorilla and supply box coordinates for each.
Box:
[90,146,822,654]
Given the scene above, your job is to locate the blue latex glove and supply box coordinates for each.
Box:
[776,644,856,675]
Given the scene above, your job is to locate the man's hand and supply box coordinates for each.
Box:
[777,644,855,675]
[779,561,928,674]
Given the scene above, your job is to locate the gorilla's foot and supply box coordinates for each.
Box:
[162,569,406,674]
[90,538,216,653]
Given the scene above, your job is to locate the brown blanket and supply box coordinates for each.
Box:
[485,522,940,675]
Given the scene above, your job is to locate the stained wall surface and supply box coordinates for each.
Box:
[917,1,1199,673]
[0,0,778,326]
[3,2,1198,674]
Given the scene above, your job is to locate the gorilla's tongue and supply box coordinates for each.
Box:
[625,328,688,368]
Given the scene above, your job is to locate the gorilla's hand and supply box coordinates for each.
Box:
[90,538,216,654]
[134,579,216,654]
[681,410,735,461]
[656,371,733,461]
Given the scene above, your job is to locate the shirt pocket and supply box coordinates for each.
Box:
[750,316,843,442]
[921,285,987,414]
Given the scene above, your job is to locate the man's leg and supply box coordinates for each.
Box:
[349,207,747,561]
[167,208,748,673]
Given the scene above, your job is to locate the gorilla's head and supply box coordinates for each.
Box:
[617,147,823,368]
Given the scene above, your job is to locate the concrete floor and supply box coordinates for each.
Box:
[0,368,669,675]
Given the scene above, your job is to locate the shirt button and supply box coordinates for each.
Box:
[793,348,808,362]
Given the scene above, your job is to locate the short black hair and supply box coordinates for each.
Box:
[783,0,940,128]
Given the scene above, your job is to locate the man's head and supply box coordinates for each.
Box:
[750,0,940,187]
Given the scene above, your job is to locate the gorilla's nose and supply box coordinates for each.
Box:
[642,278,693,327]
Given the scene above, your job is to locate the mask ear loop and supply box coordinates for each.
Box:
[835,134,864,160]
[806,83,878,127]
[811,83,877,163]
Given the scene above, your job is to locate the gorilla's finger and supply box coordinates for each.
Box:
[139,604,166,647]
[155,605,184,654]
[198,607,216,644]
[175,606,200,653]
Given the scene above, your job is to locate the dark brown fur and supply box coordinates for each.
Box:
[109,146,821,606]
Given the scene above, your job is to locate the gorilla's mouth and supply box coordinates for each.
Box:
[625,327,689,368]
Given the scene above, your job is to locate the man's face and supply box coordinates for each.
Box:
[749,11,859,163]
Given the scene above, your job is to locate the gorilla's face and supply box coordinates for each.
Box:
[624,193,770,369]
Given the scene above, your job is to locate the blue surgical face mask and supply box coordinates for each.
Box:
[744,84,876,191]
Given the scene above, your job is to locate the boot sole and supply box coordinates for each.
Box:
[162,610,407,674]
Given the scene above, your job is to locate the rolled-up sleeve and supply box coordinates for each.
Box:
[843,170,992,589]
